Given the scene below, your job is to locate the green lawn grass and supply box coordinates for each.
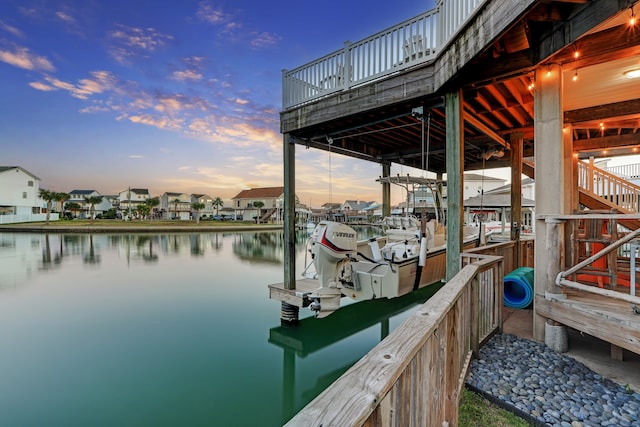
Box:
[459,389,533,426]
[2,219,277,228]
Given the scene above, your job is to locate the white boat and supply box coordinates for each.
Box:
[302,176,489,317]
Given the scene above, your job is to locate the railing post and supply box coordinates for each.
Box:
[470,274,480,355]
[342,41,351,90]
[435,0,444,48]
[544,218,568,352]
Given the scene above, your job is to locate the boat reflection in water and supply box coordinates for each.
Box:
[268,282,443,424]
[0,229,439,426]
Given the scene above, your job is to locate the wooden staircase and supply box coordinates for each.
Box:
[577,160,640,231]
[261,208,277,222]
[523,158,640,231]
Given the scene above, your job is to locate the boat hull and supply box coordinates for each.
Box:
[343,237,479,302]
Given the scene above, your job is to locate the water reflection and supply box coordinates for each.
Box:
[1,227,381,291]
[269,283,443,424]
[0,227,436,426]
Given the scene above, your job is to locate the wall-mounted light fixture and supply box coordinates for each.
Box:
[572,70,578,82]
[624,68,640,79]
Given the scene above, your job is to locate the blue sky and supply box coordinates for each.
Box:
[1,1,444,206]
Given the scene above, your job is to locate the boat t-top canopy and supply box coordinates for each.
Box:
[376,174,444,187]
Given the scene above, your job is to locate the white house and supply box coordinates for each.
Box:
[66,190,112,218]
[465,177,536,232]
[160,192,191,220]
[463,173,507,200]
[191,194,216,218]
[117,188,150,219]
[340,200,376,222]
[0,166,56,224]
[231,186,304,222]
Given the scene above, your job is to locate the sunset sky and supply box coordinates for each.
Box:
[0,0,479,207]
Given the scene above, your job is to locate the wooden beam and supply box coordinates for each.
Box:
[511,134,523,256]
[284,135,296,291]
[446,90,464,282]
[536,295,640,354]
[573,132,640,151]
[565,99,640,123]
[463,111,508,148]
[546,24,640,70]
[535,0,629,62]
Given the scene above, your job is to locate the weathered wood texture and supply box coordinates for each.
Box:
[536,288,640,355]
[285,254,504,427]
[434,0,535,88]
[463,239,535,272]
[446,89,464,282]
[280,65,436,134]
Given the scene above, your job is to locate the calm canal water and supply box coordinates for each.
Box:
[0,229,442,426]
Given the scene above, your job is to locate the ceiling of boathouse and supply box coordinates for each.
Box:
[284,0,640,174]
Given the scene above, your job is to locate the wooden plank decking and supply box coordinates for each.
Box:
[536,287,640,356]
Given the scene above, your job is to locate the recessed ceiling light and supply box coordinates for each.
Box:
[624,69,640,79]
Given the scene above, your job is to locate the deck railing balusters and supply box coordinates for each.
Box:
[578,160,640,213]
[282,0,485,109]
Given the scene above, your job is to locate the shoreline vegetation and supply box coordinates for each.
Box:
[0,219,283,233]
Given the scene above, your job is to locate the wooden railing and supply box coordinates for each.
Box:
[542,212,640,303]
[578,159,640,213]
[463,239,534,272]
[284,252,504,427]
[282,0,487,109]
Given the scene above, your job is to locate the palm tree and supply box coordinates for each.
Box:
[172,198,181,220]
[84,195,103,222]
[192,202,205,224]
[38,189,55,224]
[136,204,150,220]
[253,201,265,224]
[65,202,81,219]
[145,197,160,219]
[212,197,224,215]
[55,192,69,213]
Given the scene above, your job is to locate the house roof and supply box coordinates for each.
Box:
[464,194,535,208]
[484,178,535,195]
[321,203,342,210]
[343,200,375,211]
[232,186,284,199]
[123,188,149,195]
[363,202,381,211]
[69,189,97,195]
[463,173,506,182]
[0,166,40,180]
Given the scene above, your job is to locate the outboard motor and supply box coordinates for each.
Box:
[307,221,358,317]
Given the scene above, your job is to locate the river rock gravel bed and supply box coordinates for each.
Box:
[466,334,640,427]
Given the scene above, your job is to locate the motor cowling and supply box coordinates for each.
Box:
[309,221,357,287]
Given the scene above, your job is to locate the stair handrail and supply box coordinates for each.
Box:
[553,215,640,305]
[577,159,640,213]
